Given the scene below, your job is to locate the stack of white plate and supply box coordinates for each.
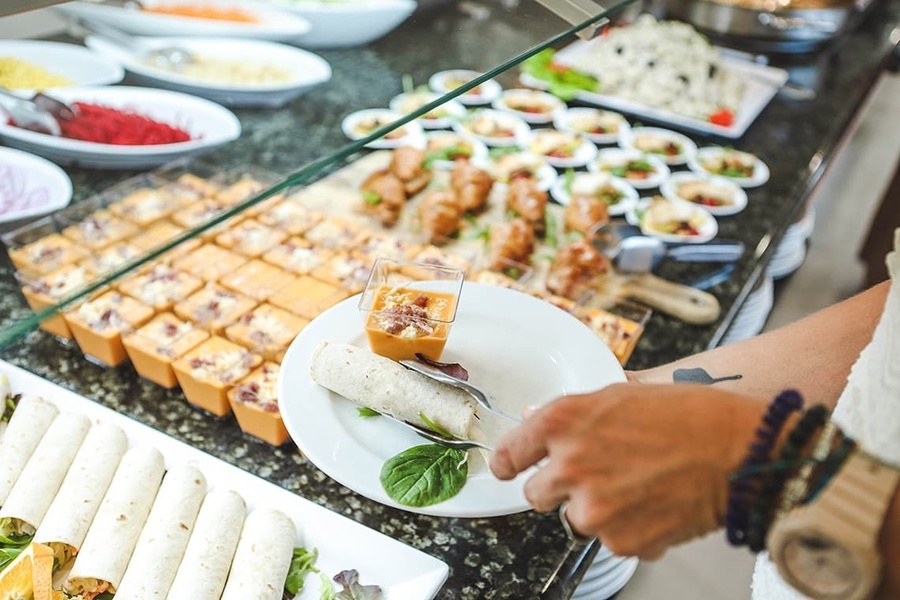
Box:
[767,206,816,280]
[721,274,775,345]
[572,546,640,599]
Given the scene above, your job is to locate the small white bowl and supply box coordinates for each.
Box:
[475,152,557,191]
[86,36,331,109]
[0,86,241,170]
[423,132,489,170]
[428,70,503,106]
[626,196,718,244]
[0,147,72,224]
[588,148,670,190]
[0,40,123,95]
[389,91,466,130]
[341,108,425,149]
[452,109,531,147]
[271,0,416,48]
[618,126,698,166]
[661,172,749,217]
[688,146,770,188]
[553,107,629,146]
[550,171,638,216]
[491,89,565,125]
[527,130,597,169]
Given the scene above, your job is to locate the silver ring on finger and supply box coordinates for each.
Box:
[558,502,593,546]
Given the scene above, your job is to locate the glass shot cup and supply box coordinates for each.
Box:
[358,258,465,362]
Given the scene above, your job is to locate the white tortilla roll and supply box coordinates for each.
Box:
[115,465,208,600]
[65,446,166,597]
[0,374,8,444]
[310,341,477,438]
[0,394,59,507]
[34,422,129,566]
[221,508,297,600]
[0,412,91,537]
[167,489,246,600]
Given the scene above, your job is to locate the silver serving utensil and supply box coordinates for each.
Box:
[399,359,523,423]
[76,19,196,72]
[0,88,69,136]
[398,419,496,452]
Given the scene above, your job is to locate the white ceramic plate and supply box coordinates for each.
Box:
[520,39,789,139]
[341,108,426,149]
[0,86,241,170]
[528,130,597,169]
[491,89,565,125]
[661,172,749,217]
[626,196,718,244]
[0,359,449,600]
[423,131,489,170]
[55,0,311,41]
[0,147,72,224]
[573,557,639,599]
[389,91,467,130]
[428,70,503,106]
[688,146,771,188]
[618,126,697,167]
[85,36,331,109]
[279,283,626,518]
[452,109,531,148]
[550,172,638,216]
[269,0,416,48]
[587,148,670,190]
[0,40,123,94]
[553,107,630,146]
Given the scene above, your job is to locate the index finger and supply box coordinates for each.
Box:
[489,406,553,480]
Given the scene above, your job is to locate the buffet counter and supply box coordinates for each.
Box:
[0,0,898,596]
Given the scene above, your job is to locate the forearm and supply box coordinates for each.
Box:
[630,281,889,408]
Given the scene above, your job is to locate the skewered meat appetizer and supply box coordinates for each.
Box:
[390,147,432,195]
[506,177,548,236]
[450,161,493,214]
[419,190,463,245]
[361,169,406,227]
[488,218,535,271]
[565,194,610,237]
[546,239,611,300]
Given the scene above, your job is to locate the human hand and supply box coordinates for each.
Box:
[490,383,767,559]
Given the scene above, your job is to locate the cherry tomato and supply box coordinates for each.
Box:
[709,108,735,127]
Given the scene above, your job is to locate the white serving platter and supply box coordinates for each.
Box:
[0,40,123,94]
[85,36,331,109]
[0,359,449,599]
[54,0,311,41]
[0,86,241,170]
[520,40,789,139]
[269,0,417,48]
[0,147,73,224]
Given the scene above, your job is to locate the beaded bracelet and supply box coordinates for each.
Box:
[776,420,840,516]
[725,389,804,547]
[745,404,829,552]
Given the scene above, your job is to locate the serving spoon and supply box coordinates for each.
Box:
[74,19,196,72]
[0,88,75,136]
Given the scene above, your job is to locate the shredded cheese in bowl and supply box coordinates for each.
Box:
[142,56,297,87]
[0,57,72,90]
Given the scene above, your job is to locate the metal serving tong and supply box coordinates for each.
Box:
[0,88,75,136]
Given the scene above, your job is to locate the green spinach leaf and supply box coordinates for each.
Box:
[380,444,468,507]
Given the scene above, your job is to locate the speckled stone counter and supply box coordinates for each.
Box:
[0,0,898,597]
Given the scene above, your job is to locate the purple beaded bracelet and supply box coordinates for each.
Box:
[725,389,804,546]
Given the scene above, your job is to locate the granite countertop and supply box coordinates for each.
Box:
[0,0,899,597]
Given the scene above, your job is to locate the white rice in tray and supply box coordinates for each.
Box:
[567,15,745,121]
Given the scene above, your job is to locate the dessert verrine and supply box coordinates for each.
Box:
[118,264,204,312]
[214,219,287,258]
[174,285,258,335]
[122,312,210,388]
[219,259,293,302]
[228,362,289,446]
[310,253,372,292]
[172,335,262,416]
[172,244,249,283]
[256,200,323,236]
[268,275,349,321]
[261,237,334,276]
[63,291,154,367]
[78,243,143,278]
[225,303,309,362]
[21,263,96,339]
[61,210,139,251]
[303,218,370,251]
[8,233,89,279]
[107,186,186,227]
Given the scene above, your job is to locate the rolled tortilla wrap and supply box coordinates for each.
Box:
[0,412,91,537]
[64,446,166,598]
[220,508,297,600]
[115,465,207,600]
[0,395,59,507]
[310,341,477,438]
[166,489,246,600]
[34,422,129,567]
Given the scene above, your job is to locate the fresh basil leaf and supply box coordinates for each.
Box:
[285,547,320,596]
[357,407,380,418]
[334,569,383,600]
[380,444,469,507]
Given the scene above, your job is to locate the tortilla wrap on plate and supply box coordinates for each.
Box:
[0,412,91,537]
[64,446,166,598]
[0,395,59,506]
[115,464,207,599]
[166,489,246,600]
[221,508,297,600]
[310,341,477,439]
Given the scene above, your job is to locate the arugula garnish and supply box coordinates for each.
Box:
[521,48,599,101]
[357,407,380,418]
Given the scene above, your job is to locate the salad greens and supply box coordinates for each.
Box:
[357,407,380,418]
[333,569,383,600]
[0,533,32,572]
[380,444,468,507]
[521,49,599,101]
[285,547,320,596]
